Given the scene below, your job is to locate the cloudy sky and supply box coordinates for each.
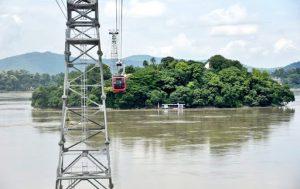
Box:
[0,0,299,68]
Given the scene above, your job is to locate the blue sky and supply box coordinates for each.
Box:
[0,0,299,68]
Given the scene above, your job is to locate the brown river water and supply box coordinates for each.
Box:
[0,91,300,189]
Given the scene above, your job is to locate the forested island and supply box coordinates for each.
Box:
[31,55,295,109]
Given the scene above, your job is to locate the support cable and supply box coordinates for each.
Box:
[120,0,123,60]
[55,0,67,19]
[115,0,118,31]
[120,0,125,74]
[60,0,67,10]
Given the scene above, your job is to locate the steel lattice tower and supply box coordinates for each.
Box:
[55,0,113,188]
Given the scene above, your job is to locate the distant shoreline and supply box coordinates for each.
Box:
[0,91,33,93]
[30,103,289,112]
[1,90,296,111]
[291,89,300,91]
[31,105,292,112]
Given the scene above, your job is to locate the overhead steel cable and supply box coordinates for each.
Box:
[120,0,123,61]
[60,0,67,10]
[115,0,118,31]
[55,0,67,20]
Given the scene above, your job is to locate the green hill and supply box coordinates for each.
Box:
[284,61,300,70]
[0,52,64,74]
[0,52,161,74]
[1,51,298,75]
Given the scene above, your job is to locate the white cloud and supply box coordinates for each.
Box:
[147,45,172,57]
[0,3,65,59]
[104,1,115,17]
[219,40,271,59]
[160,46,174,56]
[220,40,247,56]
[202,4,258,36]
[145,33,213,59]
[127,0,166,18]
[210,24,258,36]
[103,0,166,18]
[202,4,247,25]
[166,18,177,27]
[274,38,296,53]
[147,33,194,57]
[104,0,166,18]
[172,33,192,47]
[12,14,22,24]
[0,14,22,57]
[0,14,22,25]
[249,47,269,56]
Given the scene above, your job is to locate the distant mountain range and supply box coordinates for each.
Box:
[0,51,299,74]
[0,52,64,74]
[0,52,161,74]
[284,61,300,70]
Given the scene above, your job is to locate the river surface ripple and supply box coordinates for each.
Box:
[0,91,300,189]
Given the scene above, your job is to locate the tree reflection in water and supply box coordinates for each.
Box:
[32,107,295,156]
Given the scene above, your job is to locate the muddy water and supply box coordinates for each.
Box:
[0,91,300,189]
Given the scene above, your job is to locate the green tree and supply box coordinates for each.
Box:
[170,86,192,106]
[143,60,149,67]
[146,90,167,106]
[31,87,49,108]
[160,56,176,68]
[150,57,156,65]
[125,65,136,74]
[208,55,243,72]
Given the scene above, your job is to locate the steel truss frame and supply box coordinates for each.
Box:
[56,0,113,188]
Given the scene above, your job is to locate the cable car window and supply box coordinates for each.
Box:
[115,79,124,89]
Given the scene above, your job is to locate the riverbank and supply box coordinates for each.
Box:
[29,104,290,112]
[0,91,294,111]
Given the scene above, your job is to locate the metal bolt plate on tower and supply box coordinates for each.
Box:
[55,0,113,188]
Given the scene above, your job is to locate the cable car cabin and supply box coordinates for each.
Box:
[112,76,126,93]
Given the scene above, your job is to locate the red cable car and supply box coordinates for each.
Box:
[112,76,126,93]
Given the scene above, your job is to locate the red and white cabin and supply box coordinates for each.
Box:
[112,76,126,93]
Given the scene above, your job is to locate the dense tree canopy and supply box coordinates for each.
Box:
[208,55,244,72]
[0,70,63,91]
[273,68,300,88]
[31,55,295,109]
